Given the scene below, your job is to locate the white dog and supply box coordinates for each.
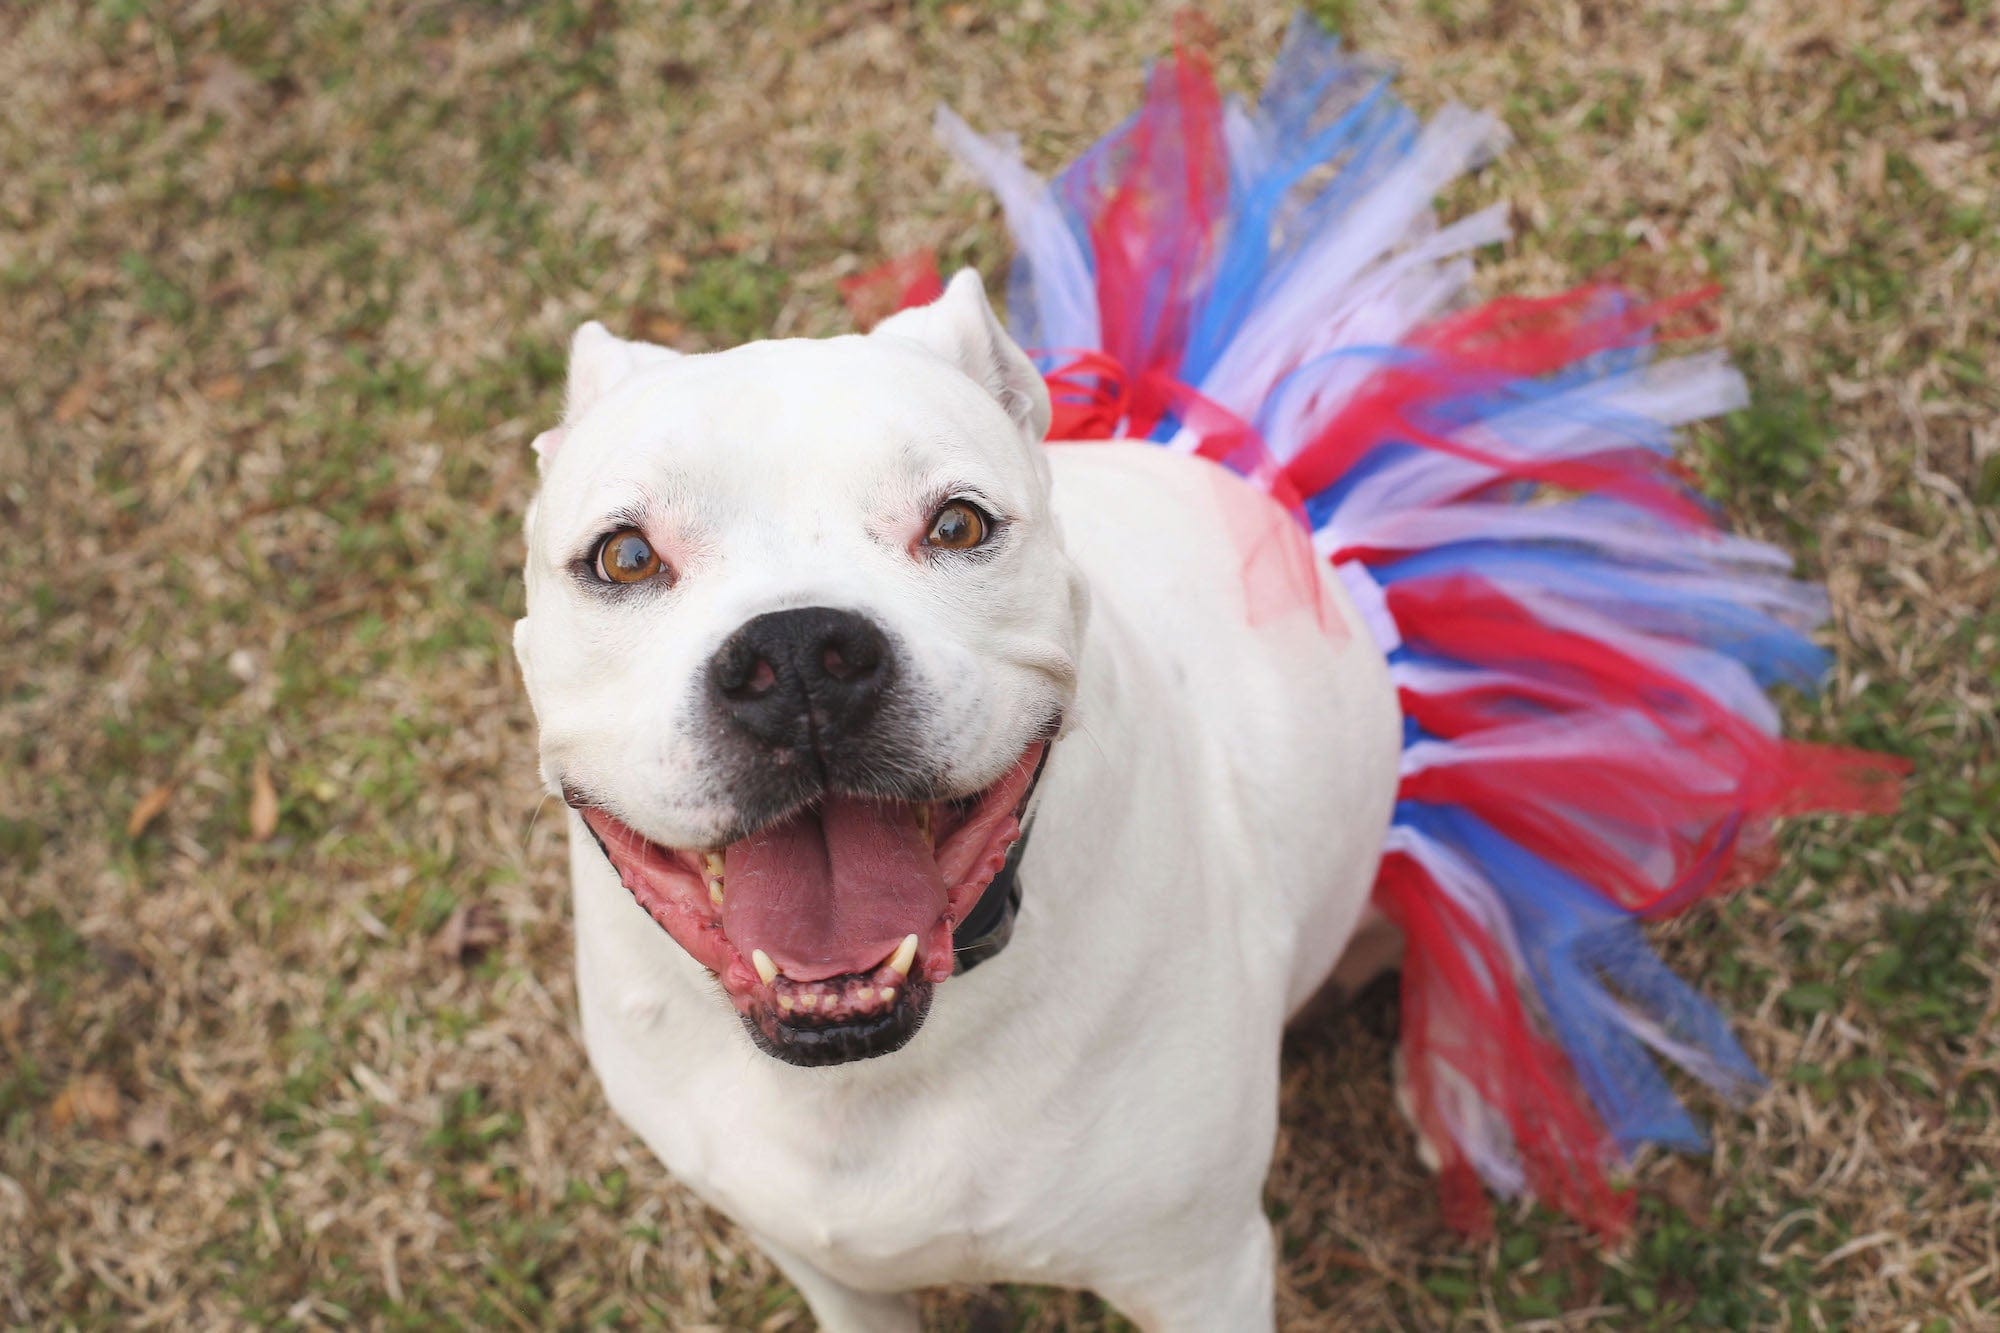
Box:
[514,270,1402,1330]
[513,15,1900,1321]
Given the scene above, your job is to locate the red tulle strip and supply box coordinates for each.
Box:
[1043,349,1136,440]
[1042,348,1332,627]
[1374,851,1635,1237]
[1084,36,1230,438]
[839,250,947,329]
[1390,573,1909,914]
[1294,286,1722,537]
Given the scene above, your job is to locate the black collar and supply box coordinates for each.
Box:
[950,816,1030,973]
[950,741,1053,974]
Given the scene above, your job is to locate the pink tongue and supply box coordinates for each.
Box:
[721,796,945,982]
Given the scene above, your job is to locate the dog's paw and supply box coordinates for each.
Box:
[1392,1046,1445,1175]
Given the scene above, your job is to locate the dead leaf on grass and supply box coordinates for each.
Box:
[86,70,153,111]
[200,374,245,402]
[50,1073,121,1132]
[248,757,280,841]
[941,3,986,31]
[431,902,508,963]
[126,782,176,839]
[814,0,898,43]
[54,373,105,424]
[1658,1159,1714,1226]
[126,1102,172,1153]
[189,55,261,122]
[636,311,685,343]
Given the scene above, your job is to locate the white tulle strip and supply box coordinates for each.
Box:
[1248,205,1512,462]
[1602,997,1763,1099]
[1503,582,1783,733]
[1388,660,1545,700]
[934,107,1100,354]
[1194,106,1510,423]
[1383,823,1530,1194]
[1398,712,1742,791]
[1336,559,1402,653]
[1327,502,1804,579]
[1312,354,1752,548]
[1384,823,1525,973]
[1220,97,1271,191]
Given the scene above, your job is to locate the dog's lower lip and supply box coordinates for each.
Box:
[744,978,934,1068]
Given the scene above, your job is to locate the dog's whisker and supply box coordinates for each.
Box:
[1065,712,1112,766]
[522,791,556,845]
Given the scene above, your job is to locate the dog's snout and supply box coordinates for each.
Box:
[710,607,893,752]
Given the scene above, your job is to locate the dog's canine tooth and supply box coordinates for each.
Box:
[708,879,725,909]
[751,949,779,985]
[887,933,918,978]
[702,851,725,878]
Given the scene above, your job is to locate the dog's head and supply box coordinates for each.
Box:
[515,271,1087,1067]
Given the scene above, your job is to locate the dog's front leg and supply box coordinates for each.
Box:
[752,1232,922,1333]
[1097,1210,1277,1333]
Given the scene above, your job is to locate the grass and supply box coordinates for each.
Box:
[1,0,1995,1328]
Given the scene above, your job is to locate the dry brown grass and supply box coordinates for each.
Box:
[1,0,1994,1328]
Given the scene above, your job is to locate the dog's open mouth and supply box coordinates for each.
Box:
[575,741,1046,1067]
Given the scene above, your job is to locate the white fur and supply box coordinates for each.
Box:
[515,274,1401,1331]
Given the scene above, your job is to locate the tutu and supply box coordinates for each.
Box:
[848,12,1905,1235]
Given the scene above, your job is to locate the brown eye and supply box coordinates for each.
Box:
[924,501,989,551]
[595,528,663,584]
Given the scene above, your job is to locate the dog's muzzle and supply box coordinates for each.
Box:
[570,718,1057,1069]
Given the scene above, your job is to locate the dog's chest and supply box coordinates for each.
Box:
[679,1072,1070,1287]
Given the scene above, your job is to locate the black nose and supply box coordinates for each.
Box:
[709,607,893,754]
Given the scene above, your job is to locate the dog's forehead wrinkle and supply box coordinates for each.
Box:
[537,439,687,550]
[895,433,1021,501]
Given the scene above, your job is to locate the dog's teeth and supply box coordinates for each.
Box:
[797,993,816,1010]
[777,995,793,1013]
[887,933,918,978]
[879,987,897,1003]
[916,804,932,842]
[708,879,724,909]
[751,950,779,985]
[702,851,725,878]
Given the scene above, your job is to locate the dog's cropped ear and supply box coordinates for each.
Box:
[870,269,1051,444]
[567,320,680,420]
[534,322,680,466]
